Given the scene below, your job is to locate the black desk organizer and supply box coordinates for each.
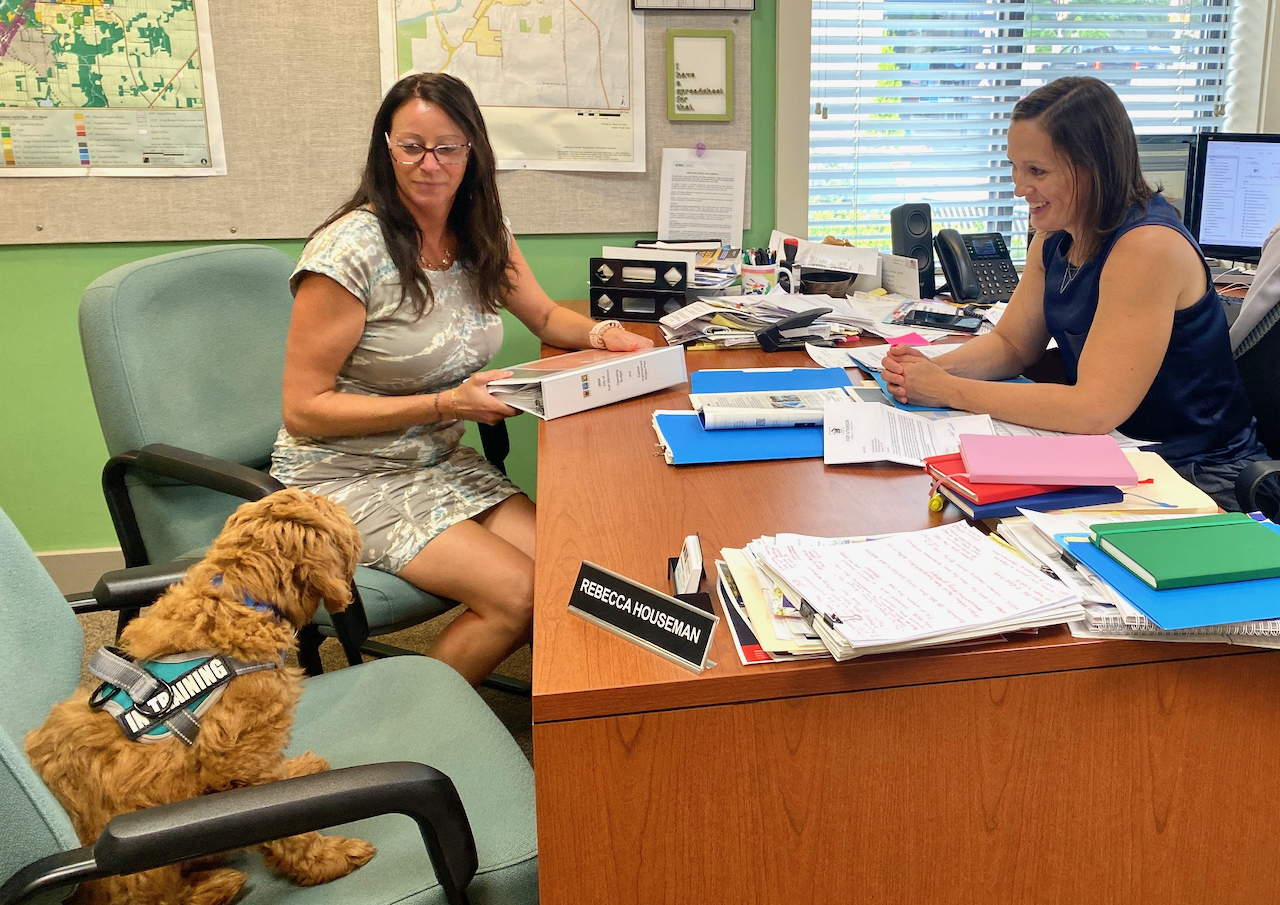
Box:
[589,256,695,323]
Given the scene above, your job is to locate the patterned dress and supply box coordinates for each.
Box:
[270,209,520,573]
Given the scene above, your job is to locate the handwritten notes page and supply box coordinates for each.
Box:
[755,522,1083,658]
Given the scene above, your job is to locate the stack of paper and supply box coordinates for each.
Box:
[738,522,1085,661]
[1005,509,1280,643]
[658,296,865,349]
[638,241,742,290]
[1073,449,1217,515]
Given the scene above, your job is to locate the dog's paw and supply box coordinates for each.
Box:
[297,836,376,885]
[263,832,376,885]
[183,867,249,905]
[281,751,329,778]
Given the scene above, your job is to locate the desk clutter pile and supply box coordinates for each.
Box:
[663,365,1280,664]
[657,291,993,351]
[717,507,1280,665]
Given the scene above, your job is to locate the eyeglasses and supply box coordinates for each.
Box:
[385,134,471,167]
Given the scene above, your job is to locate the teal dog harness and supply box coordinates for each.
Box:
[88,646,280,745]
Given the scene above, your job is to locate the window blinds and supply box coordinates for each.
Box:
[809,0,1236,255]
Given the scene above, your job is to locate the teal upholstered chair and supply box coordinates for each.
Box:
[77,245,515,679]
[0,506,537,904]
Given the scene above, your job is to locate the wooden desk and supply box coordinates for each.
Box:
[532,326,1280,904]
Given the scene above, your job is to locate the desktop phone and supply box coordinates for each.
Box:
[934,229,1019,304]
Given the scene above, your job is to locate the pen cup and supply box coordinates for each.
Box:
[741,264,795,295]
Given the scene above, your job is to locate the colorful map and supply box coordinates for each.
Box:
[382,0,645,171]
[0,0,223,173]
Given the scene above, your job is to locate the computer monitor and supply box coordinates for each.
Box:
[1136,133,1197,223]
[1187,132,1280,265]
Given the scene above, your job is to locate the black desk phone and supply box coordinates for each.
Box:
[934,229,1019,304]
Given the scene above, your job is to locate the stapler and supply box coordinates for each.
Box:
[754,307,833,352]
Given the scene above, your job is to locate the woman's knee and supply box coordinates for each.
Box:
[491,565,534,631]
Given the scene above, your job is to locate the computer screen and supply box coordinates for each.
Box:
[1136,134,1197,222]
[1187,132,1280,264]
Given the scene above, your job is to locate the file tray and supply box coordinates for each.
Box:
[590,256,693,323]
[591,286,689,322]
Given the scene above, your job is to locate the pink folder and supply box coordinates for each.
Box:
[958,434,1140,485]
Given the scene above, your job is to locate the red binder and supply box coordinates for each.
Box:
[922,452,1072,504]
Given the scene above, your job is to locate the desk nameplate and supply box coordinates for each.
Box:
[569,561,718,673]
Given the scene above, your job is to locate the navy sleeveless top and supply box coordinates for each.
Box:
[1041,194,1261,467]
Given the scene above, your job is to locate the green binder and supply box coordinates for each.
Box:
[1089,513,1280,590]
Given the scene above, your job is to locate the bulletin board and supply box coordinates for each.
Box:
[0,2,752,245]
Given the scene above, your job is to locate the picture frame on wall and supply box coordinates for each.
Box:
[634,0,754,9]
[666,29,734,122]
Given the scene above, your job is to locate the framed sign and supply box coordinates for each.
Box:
[667,29,733,122]
[636,1,754,8]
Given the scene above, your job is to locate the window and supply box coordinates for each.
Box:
[788,0,1250,260]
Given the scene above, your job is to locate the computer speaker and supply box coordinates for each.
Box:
[890,203,936,298]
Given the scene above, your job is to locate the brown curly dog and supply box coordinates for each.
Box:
[26,488,375,905]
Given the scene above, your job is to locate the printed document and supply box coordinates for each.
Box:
[823,400,994,466]
[658,148,746,248]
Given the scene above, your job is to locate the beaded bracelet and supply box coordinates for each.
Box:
[589,319,623,349]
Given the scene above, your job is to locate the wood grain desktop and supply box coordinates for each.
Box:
[531,317,1280,904]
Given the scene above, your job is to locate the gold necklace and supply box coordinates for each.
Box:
[418,246,453,271]
[418,234,454,271]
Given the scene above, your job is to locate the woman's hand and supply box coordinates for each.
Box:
[879,345,954,408]
[601,325,654,352]
[447,370,522,425]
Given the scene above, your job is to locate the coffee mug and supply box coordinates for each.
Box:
[741,263,796,295]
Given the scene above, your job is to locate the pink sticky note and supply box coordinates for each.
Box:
[886,332,930,346]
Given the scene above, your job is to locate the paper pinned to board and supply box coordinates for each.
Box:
[658,148,746,249]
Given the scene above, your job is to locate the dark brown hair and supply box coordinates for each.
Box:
[317,72,513,316]
[1012,76,1153,261]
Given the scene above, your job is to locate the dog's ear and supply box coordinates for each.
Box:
[216,490,363,623]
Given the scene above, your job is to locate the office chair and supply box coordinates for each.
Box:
[1235,307,1280,519]
[0,505,537,905]
[78,245,520,683]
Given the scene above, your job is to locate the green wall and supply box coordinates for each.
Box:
[0,2,776,551]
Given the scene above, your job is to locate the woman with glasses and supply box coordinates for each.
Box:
[881,76,1267,510]
[271,72,651,685]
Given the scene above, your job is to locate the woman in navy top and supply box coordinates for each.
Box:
[881,76,1267,509]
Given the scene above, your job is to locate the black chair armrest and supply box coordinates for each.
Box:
[72,561,195,616]
[133,444,285,500]
[1236,458,1280,518]
[0,762,477,905]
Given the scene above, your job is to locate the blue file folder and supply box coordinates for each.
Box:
[870,371,1032,413]
[690,367,852,394]
[1065,527,1280,630]
[653,412,823,465]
